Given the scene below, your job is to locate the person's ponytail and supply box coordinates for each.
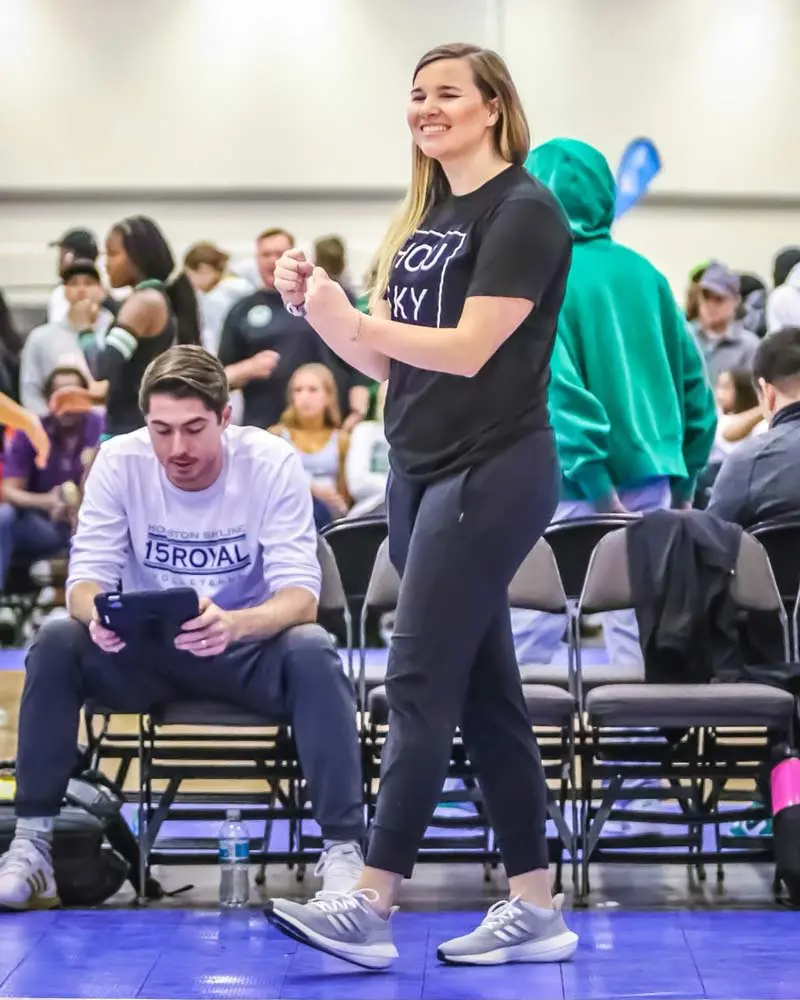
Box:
[166,272,202,346]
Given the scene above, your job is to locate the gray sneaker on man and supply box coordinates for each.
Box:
[437,894,578,965]
[265,889,398,970]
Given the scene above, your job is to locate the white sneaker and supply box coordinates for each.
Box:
[0,838,59,911]
[314,842,364,894]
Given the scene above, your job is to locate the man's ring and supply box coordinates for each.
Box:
[201,639,207,649]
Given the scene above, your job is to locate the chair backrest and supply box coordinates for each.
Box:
[363,537,401,612]
[545,514,638,599]
[320,517,388,609]
[578,522,785,615]
[316,536,347,613]
[730,531,784,613]
[748,517,800,606]
[507,537,568,613]
[577,527,632,614]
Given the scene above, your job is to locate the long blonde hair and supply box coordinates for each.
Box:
[368,43,531,311]
[279,363,342,430]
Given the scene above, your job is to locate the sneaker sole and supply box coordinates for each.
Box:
[437,929,578,966]
[263,902,398,971]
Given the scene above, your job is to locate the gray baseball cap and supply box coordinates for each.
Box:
[699,261,740,298]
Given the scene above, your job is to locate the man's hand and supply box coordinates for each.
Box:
[68,297,99,330]
[244,350,280,381]
[45,487,70,522]
[174,596,235,657]
[89,606,126,653]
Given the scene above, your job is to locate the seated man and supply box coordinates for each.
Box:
[0,345,365,910]
[0,366,103,592]
[708,326,800,527]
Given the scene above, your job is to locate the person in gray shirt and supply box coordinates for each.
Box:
[693,261,760,384]
[708,326,800,527]
[19,260,114,416]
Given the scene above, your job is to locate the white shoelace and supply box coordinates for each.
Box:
[307,888,379,914]
[313,843,363,880]
[481,896,524,929]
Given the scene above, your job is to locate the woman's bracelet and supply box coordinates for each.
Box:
[286,302,307,318]
[350,311,363,342]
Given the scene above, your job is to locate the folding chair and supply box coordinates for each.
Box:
[576,525,796,902]
[749,516,800,659]
[89,536,350,901]
[321,515,389,687]
[519,515,643,700]
[364,537,579,890]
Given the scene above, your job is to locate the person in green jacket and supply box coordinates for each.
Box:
[515,138,717,668]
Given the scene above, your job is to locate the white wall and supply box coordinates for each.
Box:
[1,0,799,310]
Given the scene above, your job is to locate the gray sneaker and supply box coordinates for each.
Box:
[264,889,398,970]
[437,893,578,965]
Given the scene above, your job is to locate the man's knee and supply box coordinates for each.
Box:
[26,617,88,676]
[278,623,351,692]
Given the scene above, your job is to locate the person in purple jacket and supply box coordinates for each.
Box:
[0,366,103,589]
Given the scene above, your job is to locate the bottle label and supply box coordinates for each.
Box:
[219,840,250,862]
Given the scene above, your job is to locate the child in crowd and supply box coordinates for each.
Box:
[269,363,350,529]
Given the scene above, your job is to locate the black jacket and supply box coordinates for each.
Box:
[627,509,743,683]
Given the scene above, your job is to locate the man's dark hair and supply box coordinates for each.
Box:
[44,365,89,399]
[753,327,800,391]
[139,345,229,419]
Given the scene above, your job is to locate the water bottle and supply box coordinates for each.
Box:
[218,808,250,907]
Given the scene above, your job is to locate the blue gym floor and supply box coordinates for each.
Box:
[0,906,797,999]
[1,641,794,998]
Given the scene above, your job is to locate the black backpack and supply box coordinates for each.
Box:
[0,760,188,906]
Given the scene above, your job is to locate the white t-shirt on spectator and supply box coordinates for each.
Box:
[67,424,320,610]
[198,276,254,355]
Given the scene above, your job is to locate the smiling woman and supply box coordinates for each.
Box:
[267,42,578,972]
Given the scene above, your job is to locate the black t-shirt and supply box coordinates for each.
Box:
[383,165,572,481]
[218,289,370,428]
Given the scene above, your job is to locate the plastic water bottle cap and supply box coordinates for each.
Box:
[226,808,241,821]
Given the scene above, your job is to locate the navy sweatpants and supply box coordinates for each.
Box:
[16,618,365,843]
[367,429,560,878]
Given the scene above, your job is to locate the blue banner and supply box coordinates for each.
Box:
[614,138,661,219]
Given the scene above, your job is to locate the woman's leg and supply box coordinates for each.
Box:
[265,431,570,968]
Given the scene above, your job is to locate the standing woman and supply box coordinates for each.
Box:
[266,43,577,970]
[50,216,200,439]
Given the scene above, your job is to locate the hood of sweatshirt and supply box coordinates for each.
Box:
[524,138,615,241]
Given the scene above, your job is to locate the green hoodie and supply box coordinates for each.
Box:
[525,139,716,505]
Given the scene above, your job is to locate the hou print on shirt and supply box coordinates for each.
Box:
[387,229,467,328]
[143,523,251,588]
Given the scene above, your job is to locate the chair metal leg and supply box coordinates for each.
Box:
[136,714,149,906]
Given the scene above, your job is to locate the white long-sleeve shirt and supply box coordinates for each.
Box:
[345,420,389,518]
[66,424,320,610]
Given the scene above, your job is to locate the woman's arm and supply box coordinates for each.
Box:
[718,407,763,443]
[94,289,168,383]
[336,430,351,506]
[319,299,390,382]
